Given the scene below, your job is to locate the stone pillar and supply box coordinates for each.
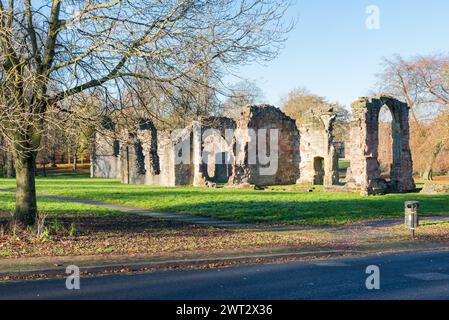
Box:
[137,120,161,185]
[192,121,208,187]
[322,112,339,187]
[121,132,146,185]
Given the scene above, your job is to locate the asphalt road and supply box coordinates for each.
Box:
[2,250,449,300]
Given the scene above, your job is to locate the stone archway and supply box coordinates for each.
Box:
[192,117,236,186]
[346,96,415,195]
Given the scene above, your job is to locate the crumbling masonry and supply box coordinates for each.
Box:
[296,107,339,186]
[346,96,415,195]
[118,117,236,187]
[228,105,301,186]
[91,98,415,195]
[90,118,121,179]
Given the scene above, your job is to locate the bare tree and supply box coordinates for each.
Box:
[377,54,449,180]
[281,87,350,143]
[222,80,266,116]
[0,0,293,227]
[0,134,14,177]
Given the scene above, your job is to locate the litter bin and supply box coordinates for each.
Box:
[405,201,419,238]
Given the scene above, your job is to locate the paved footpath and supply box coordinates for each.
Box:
[2,250,449,299]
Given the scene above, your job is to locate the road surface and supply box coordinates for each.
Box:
[2,250,449,300]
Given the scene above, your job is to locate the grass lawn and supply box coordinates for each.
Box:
[0,192,122,218]
[1,173,449,225]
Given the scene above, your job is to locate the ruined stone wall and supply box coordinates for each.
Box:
[193,117,236,186]
[346,96,415,195]
[94,108,300,188]
[121,119,163,185]
[120,117,236,187]
[297,109,339,186]
[91,120,121,179]
[228,105,300,187]
[122,125,193,187]
[124,117,236,187]
[93,97,417,196]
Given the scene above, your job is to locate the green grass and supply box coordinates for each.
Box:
[0,188,122,218]
[338,159,350,170]
[1,173,449,225]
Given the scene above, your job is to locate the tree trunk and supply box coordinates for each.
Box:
[42,163,47,177]
[73,153,77,172]
[6,151,15,178]
[421,142,443,181]
[14,153,37,227]
[421,166,433,181]
[50,147,57,167]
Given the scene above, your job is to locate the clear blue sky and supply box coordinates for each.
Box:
[234,0,449,108]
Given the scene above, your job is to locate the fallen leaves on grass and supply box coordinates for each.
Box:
[0,213,341,259]
[388,221,449,242]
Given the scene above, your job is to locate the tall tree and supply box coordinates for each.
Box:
[377,54,449,180]
[0,0,293,227]
[281,87,350,143]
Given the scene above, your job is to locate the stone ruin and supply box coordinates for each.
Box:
[296,107,339,186]
[346,96,415,195]
[91,97,416,195]
[195,117,237,186]
[228,105,300,186]
[120,119,162,185]
[90,118,121,179]
[119,117,236,187]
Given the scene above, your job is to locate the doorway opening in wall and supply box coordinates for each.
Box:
[338,159,350,183]
[378,105,394,182]
[203,151,233,184]
[335,142,349,183]
[208,152,232,184]
[313,156,325,185]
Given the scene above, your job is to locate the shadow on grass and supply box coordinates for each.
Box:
[2,173,449,226]
[29,186,449,225]
[158,194,449,225]
[0,193,120,218]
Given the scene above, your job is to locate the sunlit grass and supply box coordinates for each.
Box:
[1,173,449,225]
[0,191,122,218]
